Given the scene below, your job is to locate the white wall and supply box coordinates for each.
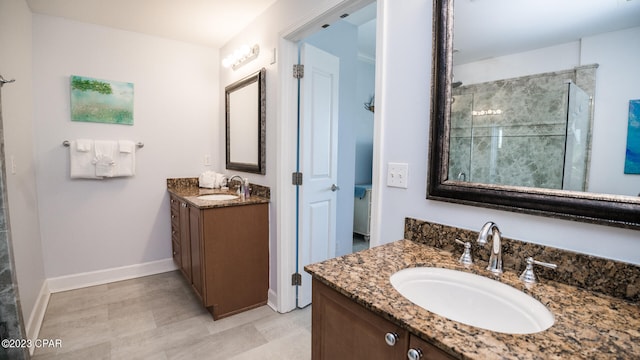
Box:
[582,27,640,196]
[355,59,375,185]
[32,15,219,278]
[374,1,640,264]
[0,0,47,339]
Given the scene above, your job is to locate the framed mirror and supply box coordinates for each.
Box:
[427,0,640,230]
[226,68,266,174]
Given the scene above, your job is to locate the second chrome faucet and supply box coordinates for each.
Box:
[477,221,503,275]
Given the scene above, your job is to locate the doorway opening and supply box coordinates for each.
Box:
[294,2,377,308]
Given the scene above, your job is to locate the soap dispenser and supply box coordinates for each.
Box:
[243,178,250,199]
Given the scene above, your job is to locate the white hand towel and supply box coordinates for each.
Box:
[215,173,226,188]
[70,139,102,179]
[93,140,117,177]
[199,171,217,188]
[114,140,136,177]
[118,140,134,153]
[76,139,92,152]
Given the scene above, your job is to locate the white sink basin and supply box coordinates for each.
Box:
[390,267,554,334]
[197,194,238,201]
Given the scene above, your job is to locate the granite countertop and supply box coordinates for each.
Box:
[304,240,640,360]
[168,186,269,209]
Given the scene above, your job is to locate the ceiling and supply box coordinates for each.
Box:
[28,0,637,66]
[26,0,279,48]
[454,0,640,64]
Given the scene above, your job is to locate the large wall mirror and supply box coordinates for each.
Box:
[226,68,266,174]
[427,0,640,229]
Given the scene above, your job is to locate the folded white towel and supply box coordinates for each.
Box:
[118,140,134,153]
[114,140,136,177]
[70,139,102,179]
[215,173,226,188]
[93,140,117,177]
[76,139,92,152]
[199,171,217,188]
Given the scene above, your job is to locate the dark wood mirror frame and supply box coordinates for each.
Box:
[225,68,266,174]
[426,0,640,230]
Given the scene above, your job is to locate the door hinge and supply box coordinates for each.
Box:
[292,172,303,185]
[293,64,304,79]
[291,272,302,286]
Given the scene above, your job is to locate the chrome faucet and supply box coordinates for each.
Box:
[228,175,245,195]
[477,221,503,275]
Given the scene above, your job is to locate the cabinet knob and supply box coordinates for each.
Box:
[407,348,423,360]
[384,332,399,346]
[171,215,175,219]
[173,251,177,255]
[181,203,187,208]
[171,199,174,203]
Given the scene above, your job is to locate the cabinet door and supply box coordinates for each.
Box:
[178,201,191,281]
[312,279,408,360]
[408,335,457,360]
[202,204,269,318]
[189,206,204,302]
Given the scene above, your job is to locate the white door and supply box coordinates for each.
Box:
[298,43,340,307]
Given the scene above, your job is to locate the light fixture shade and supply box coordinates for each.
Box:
[222,44,260,70]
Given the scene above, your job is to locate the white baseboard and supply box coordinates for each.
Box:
[47,258,178,293]
[267,288,278,312]
[26,281,50,356]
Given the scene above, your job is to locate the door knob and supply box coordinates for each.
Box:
[331,184,340,191]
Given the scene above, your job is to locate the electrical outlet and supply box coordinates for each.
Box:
[387,162,408,188]
[10,155,16,174]
[204,155,211,166]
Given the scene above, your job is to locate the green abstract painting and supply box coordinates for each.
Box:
[70,75,134,125]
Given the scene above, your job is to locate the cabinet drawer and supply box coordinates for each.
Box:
[170,195,179,209]
[171,208,179,226]
[172,240,181,267]
[171,221,180,242]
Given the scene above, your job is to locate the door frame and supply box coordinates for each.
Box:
[275,0,380,313]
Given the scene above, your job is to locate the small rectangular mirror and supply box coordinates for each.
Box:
[225,68,266,174]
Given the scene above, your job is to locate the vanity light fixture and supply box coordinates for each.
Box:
[222,44,260,70]
[472,109,503,116]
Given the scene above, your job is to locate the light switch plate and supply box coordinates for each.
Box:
[387,162,408,188]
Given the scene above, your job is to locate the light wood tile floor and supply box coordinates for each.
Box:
[32,271,311,360]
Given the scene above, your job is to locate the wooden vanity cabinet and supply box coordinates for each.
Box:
[170,194,269,320]
[312,279,456,360]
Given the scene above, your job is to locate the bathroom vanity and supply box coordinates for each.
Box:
[305,238,640,359]
[168,178,270,320]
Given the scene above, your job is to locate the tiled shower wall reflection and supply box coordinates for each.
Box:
[449,65,597,190]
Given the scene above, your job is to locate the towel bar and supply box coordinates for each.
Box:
[63,140,144,148]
